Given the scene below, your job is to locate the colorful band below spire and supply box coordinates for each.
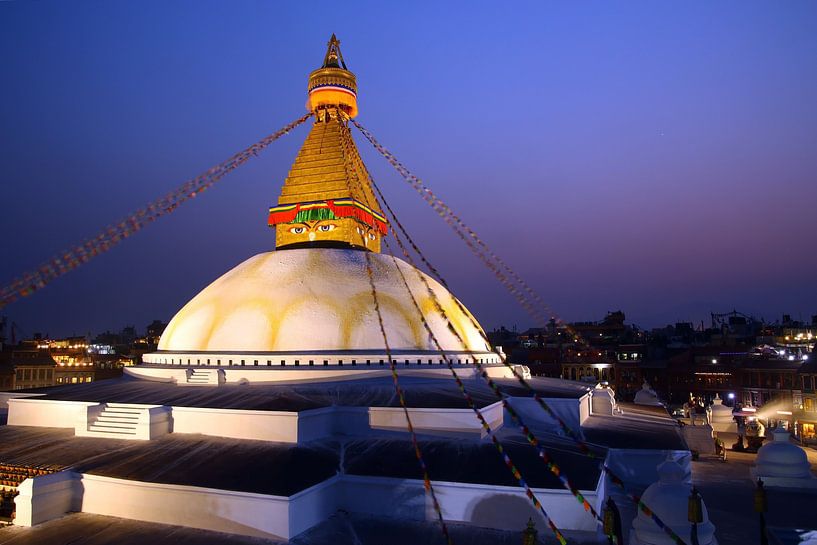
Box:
[268,199,388,235]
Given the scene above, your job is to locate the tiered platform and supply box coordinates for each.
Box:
[0,374,687,540]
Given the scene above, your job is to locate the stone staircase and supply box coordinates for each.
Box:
[87,403,143,437]
[184,368,222,386]
[76,403,170,440]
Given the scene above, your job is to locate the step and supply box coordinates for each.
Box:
[97,415,139,423]
[102,407,141,413]
[88,425,137,435]
[91,421,138,430]
[99,411,140,418]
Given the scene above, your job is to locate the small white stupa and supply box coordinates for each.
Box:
[634,380,662,407]
[706,394,735,433]
[629,457,717,545]
[751,427,817,489]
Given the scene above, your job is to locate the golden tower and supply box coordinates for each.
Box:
[268,35,387,252]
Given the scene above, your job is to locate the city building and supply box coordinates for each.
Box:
[0,350,56,391]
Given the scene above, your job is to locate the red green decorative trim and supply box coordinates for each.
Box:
[268,199,388,235]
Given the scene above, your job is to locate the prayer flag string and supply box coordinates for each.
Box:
[337,114,453,545]
[342,122,570,544]
[352,119,689,545]
[0,113,312,309]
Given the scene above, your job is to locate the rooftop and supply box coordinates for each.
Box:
[20,375,591,411]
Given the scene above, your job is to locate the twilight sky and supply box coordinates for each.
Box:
[1,1,816,337]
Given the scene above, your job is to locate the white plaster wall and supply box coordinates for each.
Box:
[288,477,343,537]
[8,398,99,429]
[0,392,43,411]
[127,365,485,384]
[505,397,584,439]
[124,366,186,383]
[591,390,615,416]
[14,471,80,526]
[297,406,370,442]
[171,406,299,442]
[14,471,602,538]
[338,475,600,532]
[580,393,592,424]
[79,474,293,539]
[368,402,503,437]
[143,351,499,367]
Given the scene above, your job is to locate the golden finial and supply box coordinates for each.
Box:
[308,34,358,118]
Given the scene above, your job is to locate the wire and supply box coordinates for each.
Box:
[0,113,313,309]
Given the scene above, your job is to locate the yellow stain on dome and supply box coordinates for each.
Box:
[158,249,490,354]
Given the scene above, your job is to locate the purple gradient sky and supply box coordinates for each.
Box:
[1,1,816,337]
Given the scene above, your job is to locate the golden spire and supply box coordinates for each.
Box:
[268,35,386,252]
[307,34,358,118]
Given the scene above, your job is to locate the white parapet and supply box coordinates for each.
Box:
[13,470,602,539]
[79,473,297,540]
[14,471,80,527]
[504,395,590,437]
[338,475,600,533]
[368,401,503,437]
[8,398,100,429]
[171,406,300,442]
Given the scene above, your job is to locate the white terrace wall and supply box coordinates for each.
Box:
[6,398,510,443]
[338,475,600,533]
[504,395,590,438]
[171,406,300,442]
[14,471,81,526]
[7,398,99,429]
[79,474,295,540]
[14,472,601,539]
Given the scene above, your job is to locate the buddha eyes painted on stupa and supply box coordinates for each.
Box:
[356,226,376,241]
[286,220,339,240]
[287,222,337,235]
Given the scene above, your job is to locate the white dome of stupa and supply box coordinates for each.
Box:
[629,458,717,545]
[157,248,490,353]
[751,427,817,488]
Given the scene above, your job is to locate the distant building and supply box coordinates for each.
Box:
[0,350,56,391]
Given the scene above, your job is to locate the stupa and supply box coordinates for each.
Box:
[751,427,817,489]
[0,36,690,544]
[629,457,717,545]
[137,33,504,383]
[706,394,735,433]
[634,380,662,407]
